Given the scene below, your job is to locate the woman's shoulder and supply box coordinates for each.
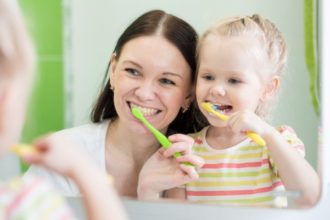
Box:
[54,120,110,137]
[50,120,111,153]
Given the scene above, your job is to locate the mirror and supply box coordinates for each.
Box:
[14,0,320,212]
[60,0,319,208]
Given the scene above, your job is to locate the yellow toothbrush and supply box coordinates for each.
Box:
[10,144,38,157]
[201,102,266,146]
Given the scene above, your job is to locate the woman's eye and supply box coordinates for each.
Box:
[160,78,175,85]
[125,68,139,76]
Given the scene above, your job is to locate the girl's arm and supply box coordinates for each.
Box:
[23,135,128,220]
[262,126,320,206]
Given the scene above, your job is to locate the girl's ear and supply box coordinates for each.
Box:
[109,53,117,88]
[261,75,280,102]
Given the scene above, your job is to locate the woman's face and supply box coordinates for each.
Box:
[110,36,192,134]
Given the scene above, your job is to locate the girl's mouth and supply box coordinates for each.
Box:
[210,103,233,114]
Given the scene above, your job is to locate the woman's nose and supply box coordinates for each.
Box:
[134,81,156,101]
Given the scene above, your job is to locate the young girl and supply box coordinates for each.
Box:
[167,14,320,207]
[0,0,127,219]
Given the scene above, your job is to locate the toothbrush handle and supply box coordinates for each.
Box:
[173,152,194,166]
[246,132,266,146]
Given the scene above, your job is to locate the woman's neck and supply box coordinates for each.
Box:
[106,118,160,165]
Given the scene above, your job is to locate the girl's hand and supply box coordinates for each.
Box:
[228,110,272,137]
[137,134,204,200]
[22,134,90,178]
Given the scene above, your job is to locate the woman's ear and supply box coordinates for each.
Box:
[261,75,280,102]
[181,93,193,113]
[109,53,117,89]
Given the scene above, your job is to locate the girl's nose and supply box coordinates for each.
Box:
[210,84,226,97]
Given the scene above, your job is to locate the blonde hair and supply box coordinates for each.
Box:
[197,14,288,117]
[0,0,35,79]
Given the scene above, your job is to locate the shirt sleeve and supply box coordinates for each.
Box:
[269,125,305,176]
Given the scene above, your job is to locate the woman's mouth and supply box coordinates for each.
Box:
[129,102,161,117]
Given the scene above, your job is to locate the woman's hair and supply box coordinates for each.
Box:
[0,0,35,79]
[91,9,205,133]
[197,14,288,118]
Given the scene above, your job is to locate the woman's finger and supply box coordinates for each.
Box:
[179,164,199,180]
[163,141,192,157]
[176,154,205,168]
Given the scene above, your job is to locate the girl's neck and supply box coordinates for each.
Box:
[206,125,246,150]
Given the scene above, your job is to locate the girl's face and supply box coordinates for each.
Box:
[110,36,192,134]
[196,35,268,127]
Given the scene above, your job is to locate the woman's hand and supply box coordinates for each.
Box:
[137,134,204,200]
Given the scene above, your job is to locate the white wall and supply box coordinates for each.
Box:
[66,0,318,167]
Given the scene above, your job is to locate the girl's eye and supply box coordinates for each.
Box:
[160,78,175,85]
[202,74,214,81]
[125,68,139,76]
[228,78,242,84]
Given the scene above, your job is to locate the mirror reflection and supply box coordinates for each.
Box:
[18,0,319,210]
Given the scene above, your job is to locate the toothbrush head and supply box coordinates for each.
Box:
[201,102,229,121]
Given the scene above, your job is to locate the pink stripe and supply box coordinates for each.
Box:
[6,178,43,218]
[187,181,283,196]
[202,159,269,169]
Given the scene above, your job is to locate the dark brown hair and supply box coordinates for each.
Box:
[91,10,205,134]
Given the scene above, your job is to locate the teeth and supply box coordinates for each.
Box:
[131,103,158,116]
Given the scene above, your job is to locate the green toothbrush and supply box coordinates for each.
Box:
[131,106,193,166]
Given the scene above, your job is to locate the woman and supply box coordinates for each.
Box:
[25,9,206,199]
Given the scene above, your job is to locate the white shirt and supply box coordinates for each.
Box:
[24,120,110,197]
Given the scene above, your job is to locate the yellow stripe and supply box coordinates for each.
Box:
[200,151,268,160]
[193,196,274,204]
[188,176,272,187]
[199,168,271,178]
[40,193,68,219]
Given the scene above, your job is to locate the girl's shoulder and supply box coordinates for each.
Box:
[276,125,305,156]
[0,175,75,219]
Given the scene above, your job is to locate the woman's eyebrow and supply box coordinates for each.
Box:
[163,72,183,79]
[122,60,143,69]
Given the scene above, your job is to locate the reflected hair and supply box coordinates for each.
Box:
[91,10,205,134]
[0,0,35,79]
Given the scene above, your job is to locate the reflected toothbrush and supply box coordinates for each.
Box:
[10,144,38,157]
[131,107,193,166]
[201,102,266,146]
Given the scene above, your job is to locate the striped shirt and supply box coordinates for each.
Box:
[186,125,305,207]
[0,175,76,220]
